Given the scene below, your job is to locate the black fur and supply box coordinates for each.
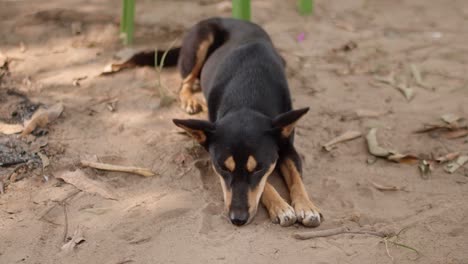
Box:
[171,18,310,226]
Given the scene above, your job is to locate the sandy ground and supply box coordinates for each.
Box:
[1,0,468,263]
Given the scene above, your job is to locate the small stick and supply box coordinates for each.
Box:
[293,226,394,240]
[80,160,156,177]
[62,202,69,243]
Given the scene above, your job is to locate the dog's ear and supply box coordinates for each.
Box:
[173,119,215,146]
[272,107,309,138]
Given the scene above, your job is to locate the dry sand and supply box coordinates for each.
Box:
[1,0,468,263]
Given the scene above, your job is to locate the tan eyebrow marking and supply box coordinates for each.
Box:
[246,155,257,172]
[224,156,235,172]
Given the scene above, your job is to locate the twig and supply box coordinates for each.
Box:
[62,202,69,243]
[80,160,156,177]
[293,226,395,240]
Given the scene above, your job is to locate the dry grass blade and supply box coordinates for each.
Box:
[80,160,156,177]
[322,131,362,151]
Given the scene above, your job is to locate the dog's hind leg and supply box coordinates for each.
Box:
[261,182,297,227]
[178,21,219,114]
[279,144,322,227]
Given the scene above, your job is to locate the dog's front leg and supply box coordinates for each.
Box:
[279,145,322,227]
[261,182,297,227]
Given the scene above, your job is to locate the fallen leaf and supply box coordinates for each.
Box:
[443,129,468,139]
[37,152,50,169]
[366,128,419,164]
[72,76,87,87]
[414,123,451,133]
[440,113,462,125]
[396,83,414,101]
[22,103,64,136]
[387,153,420,164]
[322,131,362,151]
[410,64,433,90]
[436,152,460,163]
[61,226,85,253]
[371,181,401,191]
[444,156,468,174]
[56,169,117,200]
[366,128,390,157]
[0,122,23,134]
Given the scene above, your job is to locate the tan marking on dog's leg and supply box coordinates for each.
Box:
[179,35,213,114]
[280,159,321,227]
[224,156,236,172]
[213,165,232,211]
[246,163,276,224]
[261,182,297,227]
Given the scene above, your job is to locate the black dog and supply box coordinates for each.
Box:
[148,18,321,227]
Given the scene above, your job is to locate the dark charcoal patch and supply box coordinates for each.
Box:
[0,135,40,167]
[0,89,41,123]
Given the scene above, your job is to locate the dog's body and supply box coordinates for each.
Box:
[163,18,321,227]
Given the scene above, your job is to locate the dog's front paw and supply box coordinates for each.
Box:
[293,199,322,227]
[181,97,202,115]
[267,201,297,227]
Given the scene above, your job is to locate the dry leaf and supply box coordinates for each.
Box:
[37,152,50,169]
[443,129,468,139]
[366,128,419,164]
[440,113,462,125]
[56,169,117,200]
[387,153,420,164]
[436,152,460,163]
[61,226,85,253]
[444,156,468,174]
[371,181,401,191]
[396,83,414,101]
[366,128,390,157]
[322,131,362,151]
[414,123,451,133]
[0,122,23,134]
[22,103,63,136]
[72,76,87,86]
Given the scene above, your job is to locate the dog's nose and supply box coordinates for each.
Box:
[229,210,249,226]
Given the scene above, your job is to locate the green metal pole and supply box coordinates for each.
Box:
[120,0,127,33]
[298,0,313,15]
[124,0,135,45]
[232,0,251,21]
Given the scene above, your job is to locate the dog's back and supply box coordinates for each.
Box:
[197,18,292,122]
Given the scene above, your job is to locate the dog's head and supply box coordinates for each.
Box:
[173,107,308,226]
